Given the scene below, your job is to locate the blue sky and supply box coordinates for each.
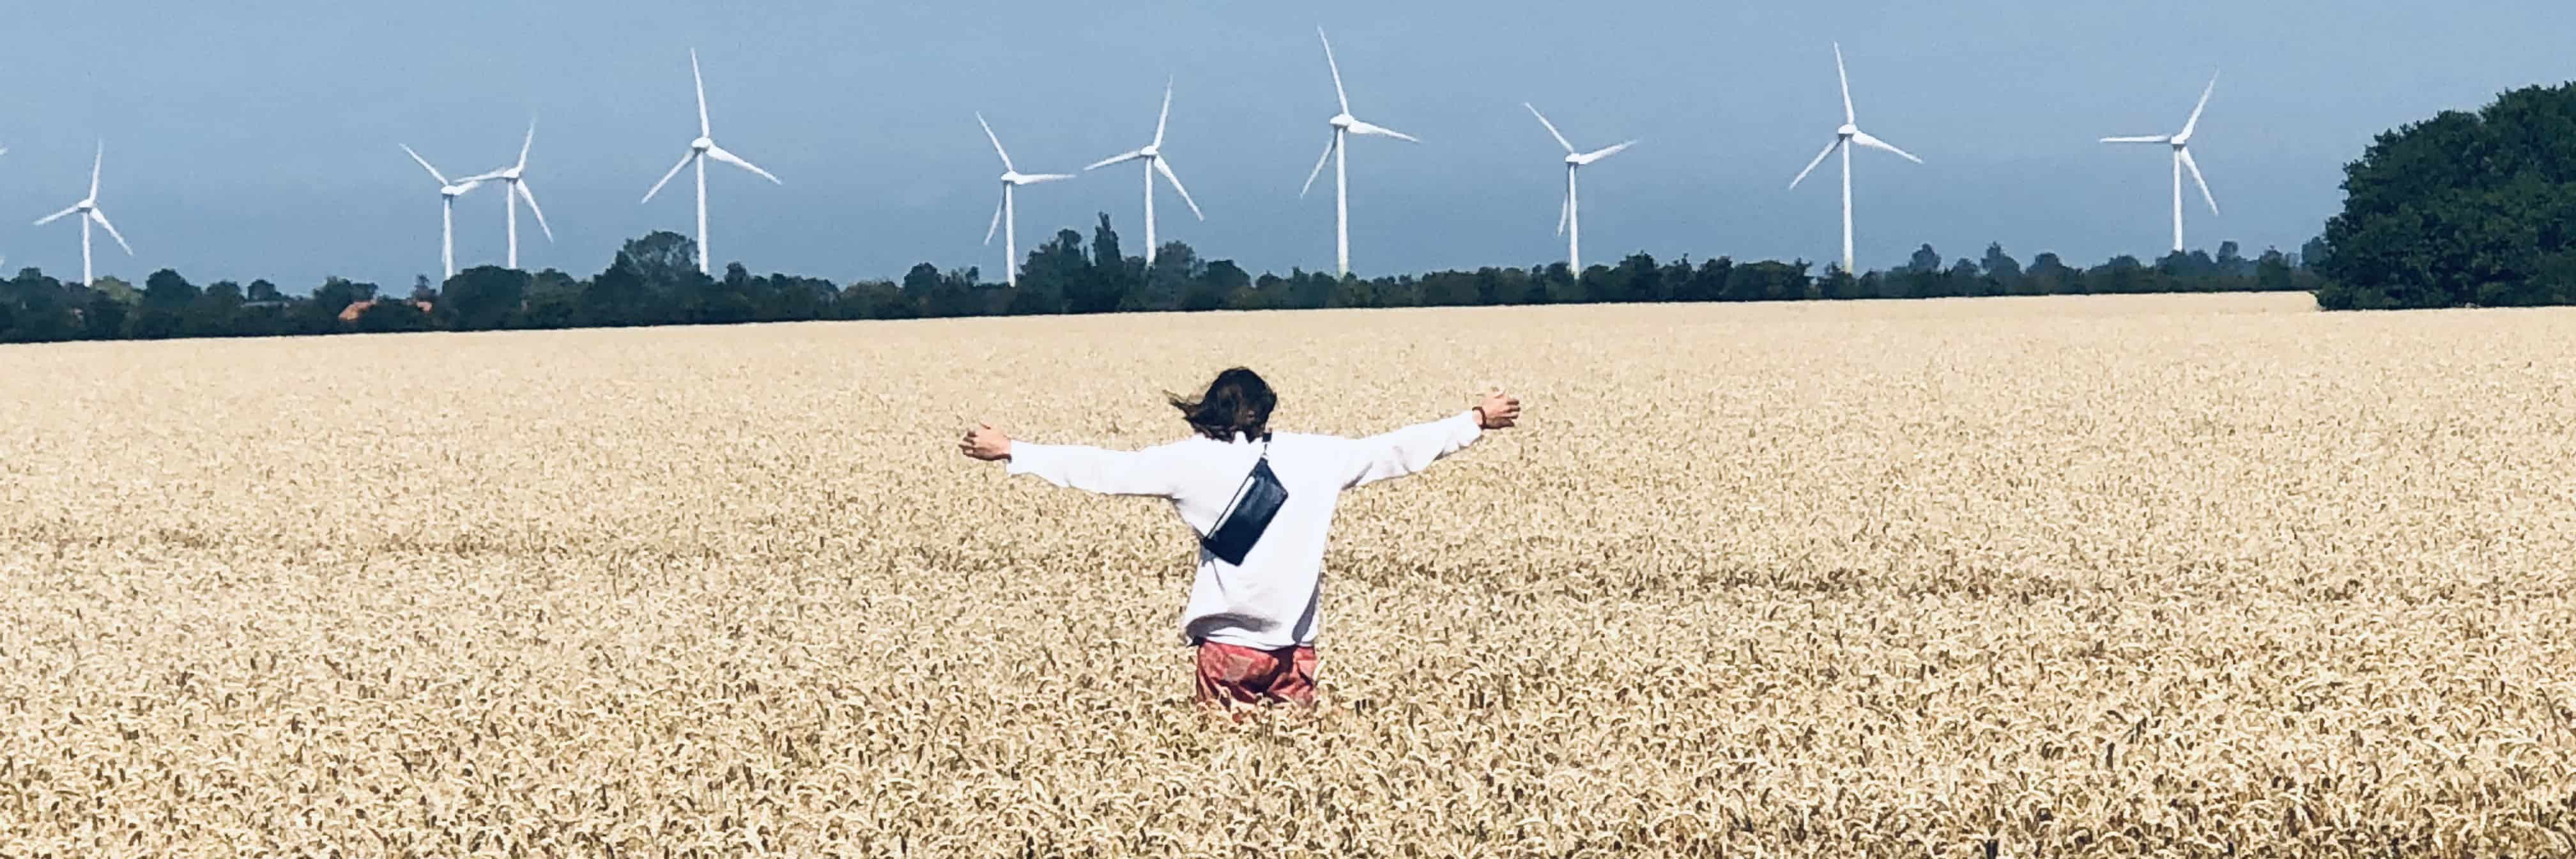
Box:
[7,0,2569,288]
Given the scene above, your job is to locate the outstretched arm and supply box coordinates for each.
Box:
[960,424,1182,498]
[1342,391,1522,489]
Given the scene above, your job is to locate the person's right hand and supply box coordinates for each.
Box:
[1473,391,1522,430]
[960,424,1014,461]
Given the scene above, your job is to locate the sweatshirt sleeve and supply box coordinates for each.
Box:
[1004,442,1185,498]
[1340,411,1484,489]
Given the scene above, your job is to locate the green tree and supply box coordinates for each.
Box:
[440,266,531,330]
[2320,82,2576,309]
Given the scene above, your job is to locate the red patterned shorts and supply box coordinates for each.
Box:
[1194,642,1319,708]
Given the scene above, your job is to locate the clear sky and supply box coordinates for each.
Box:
[8,0,2570,289]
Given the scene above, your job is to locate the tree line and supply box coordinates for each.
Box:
[2316,81,2576,309]
[0,219,2326,343]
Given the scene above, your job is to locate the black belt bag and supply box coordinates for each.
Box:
[1201,437,1288,566]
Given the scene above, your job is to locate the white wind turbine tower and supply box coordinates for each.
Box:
[461,123,554,270]
[2102,74,2221,254]
[1085,80,1204,267]
[643,49,784,276]
[401,144,485,280]
[1524,104,1635,275]
[978,113,1074,287]
[1300,27,1420,278]
[1788,42,1923,275]
[32,142,133,287]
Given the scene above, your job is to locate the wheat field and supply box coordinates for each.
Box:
[3,292,2574,856]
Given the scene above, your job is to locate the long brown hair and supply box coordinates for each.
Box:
[1168,368,1276,441]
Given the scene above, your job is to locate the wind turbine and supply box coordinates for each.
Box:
[461,122,553,270]
[1300,27,1420,278]
[2102,73,2221,254]
[1524,104,1635,275]
[1788,42,1922,275]
[32,142,132,288]
[642,49,784,276]
[1085,79,1204,267]
[977,113,1073,288]
[401,144,484,281]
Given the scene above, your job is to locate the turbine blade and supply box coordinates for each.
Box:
[402,144,450,185]
[1017,173,1077,185]
[1156,158,1205,221]
[518,182,555,242]
[516,120,535,170]
[1153,78,1174,148]
[1788,138,1839,189]
[1850,130,1922,164]
[1579,140,1637,162]
[1834,42,1854,125]
[33,205,81,226]
[985,191,1004,245]
[1556,184,1568,236]
[2099,135,2174,144]
[2180,148,2220,215]
[91,209,134,255]
[2179,72,2218,139]
[90,141,103,200]
[976,112,1015,172]
[1300,133,1335,198]
[705,144,783,184]
[1347,120,1419,143]
[1524,103,1575,153]
[454,179,484,195]
[693,49,711,137]
[1319,27,1349,114]
[1085,150,1147,171]
[642,150,694,203]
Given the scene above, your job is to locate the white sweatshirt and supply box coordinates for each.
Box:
[1004,412,1484,649]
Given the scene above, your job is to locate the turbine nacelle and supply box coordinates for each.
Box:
[439,182,479,199]
[1837,123,1860,138]
[1138,144,1160,159]
[691,136,714,153]
[1328,113,1356,130]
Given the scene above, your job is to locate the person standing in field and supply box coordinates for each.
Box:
[958,368,1521,709]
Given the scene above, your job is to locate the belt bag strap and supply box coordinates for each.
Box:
[1202,437,1288,566]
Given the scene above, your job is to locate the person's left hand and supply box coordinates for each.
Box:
[960,424,1013,461]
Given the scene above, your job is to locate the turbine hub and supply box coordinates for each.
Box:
[691,136,714,151]
[1329,114,1355,130]
[1139,145,1160,159]
[1836,123,1859,137]
[1563,153,1584,166]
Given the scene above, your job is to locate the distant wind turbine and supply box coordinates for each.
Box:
[461,122,553,270]
[1788,42,1922,275]
[2102,73,2221,254]
[1300,27,1419,278]
[1524,104,1635,275]
[978,113,1074,288]
[643,49,784,276]
[1085,79,1204,268]
[32,142,133,288]
[401,144,485,280]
